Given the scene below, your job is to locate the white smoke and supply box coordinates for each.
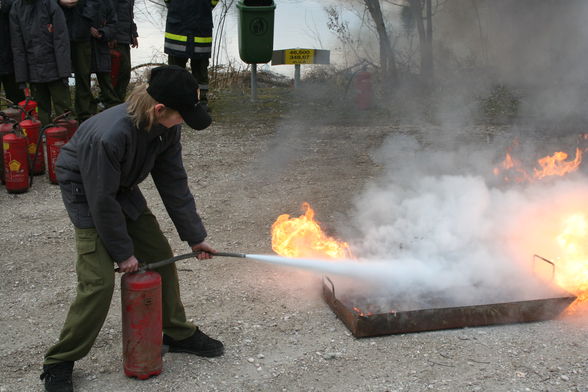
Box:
[344,133,588,305]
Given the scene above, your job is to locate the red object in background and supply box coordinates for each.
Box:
[56,118,79,140]
[19,118,44,175]
[354,70,373,110]
[45,126,68,184]
[18,88,38,121]
[110,49,122,88]
[3,132,29,193]
[0,120,16,185]
[121,271,163,380]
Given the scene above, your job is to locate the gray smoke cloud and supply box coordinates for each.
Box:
[343,133,588,306]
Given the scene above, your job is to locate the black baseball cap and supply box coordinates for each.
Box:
[146,65,211,130]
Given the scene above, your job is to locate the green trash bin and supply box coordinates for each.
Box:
[236,0,276,64]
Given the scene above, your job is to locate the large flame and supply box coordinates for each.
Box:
[555,213,588,304]
[271,202,352,259]
[494,148,583,183]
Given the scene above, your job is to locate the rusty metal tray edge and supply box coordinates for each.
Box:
[322,276,577,338]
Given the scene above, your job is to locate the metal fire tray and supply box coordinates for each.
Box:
[322,274,577,338]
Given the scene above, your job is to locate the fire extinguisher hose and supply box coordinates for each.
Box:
[116,251,246,273]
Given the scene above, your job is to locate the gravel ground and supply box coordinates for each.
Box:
[0,116,587,392]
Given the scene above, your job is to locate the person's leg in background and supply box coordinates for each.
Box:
[0,73,25,104]
[70,41,94,123]
[190,57,210,111]
[49,79,72,119]
[114,43,131,101]
[168,54,188,70]
[96,72,121,110]
[30,82,52,125]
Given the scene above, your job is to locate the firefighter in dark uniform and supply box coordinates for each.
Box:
[0,0,24,105]
[164,0,218,111]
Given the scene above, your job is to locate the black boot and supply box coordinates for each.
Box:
[163,329,224,357]
[40,361,74,392]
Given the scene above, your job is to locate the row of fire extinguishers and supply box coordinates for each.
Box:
[0,90,78,194]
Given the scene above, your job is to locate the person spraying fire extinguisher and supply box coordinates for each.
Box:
[40,65,223,392]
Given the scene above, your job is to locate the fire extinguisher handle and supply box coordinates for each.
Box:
[114,250,246,273]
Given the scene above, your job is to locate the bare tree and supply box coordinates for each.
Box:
[364,0,398,83]
[406,0,433,85]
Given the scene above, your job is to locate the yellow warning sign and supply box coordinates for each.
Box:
[285,49,315,65]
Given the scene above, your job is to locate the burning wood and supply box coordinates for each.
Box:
[493,140,584,183]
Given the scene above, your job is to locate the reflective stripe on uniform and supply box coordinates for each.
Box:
[165,32,188,42]
[194,36,213,44]
[198,84,209,90]
[164,42,187,52]
[193,46,211,53]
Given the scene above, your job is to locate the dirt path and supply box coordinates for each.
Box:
[1,118,587,392]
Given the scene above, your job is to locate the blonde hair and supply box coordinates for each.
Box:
[126,83,178,130]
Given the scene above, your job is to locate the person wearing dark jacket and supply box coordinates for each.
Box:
[0,0,24,104]
[9,0,72,125]
[59,0,119,122]
[40,65,223,392]
[111,0,138,101]
[89,0,121,111]
[164,0,218,111]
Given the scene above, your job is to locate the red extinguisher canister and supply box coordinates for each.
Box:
[18,89,39,121]
[354,70,374,110]
[3,132,30,193]
[45,126,68,184]
[19,118,44,175]
[110,49,122,88]
[121,271,163,380]
[56,118,79,140]
[0,119,16,185]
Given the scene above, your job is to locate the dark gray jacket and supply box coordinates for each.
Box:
[90,0,117,73]
[0,0,16,75]
[60,0,100,42]
[55,103,207,263]
[113,0,137,45]
[9,0,71,84]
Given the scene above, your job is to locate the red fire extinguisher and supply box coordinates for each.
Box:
[19,117,44,175]
[18,88,39,121]
[121,271,163,379]
[3,131,30,193]
[56,117,79,141]
[111,49,122,88]
[354,69,374,110]
[0,117,17,185]
[45,125,68,184]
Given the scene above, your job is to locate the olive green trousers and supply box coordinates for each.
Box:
[44,210,196,365]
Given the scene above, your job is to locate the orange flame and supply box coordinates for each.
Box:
[555,214,588,305]
[271,202,352,259]
[534,149,583,179]
[494,148,583,183]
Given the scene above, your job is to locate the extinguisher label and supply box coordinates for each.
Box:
[28,143,37,154]
[2,143,7,151]
[8,159,21,172]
